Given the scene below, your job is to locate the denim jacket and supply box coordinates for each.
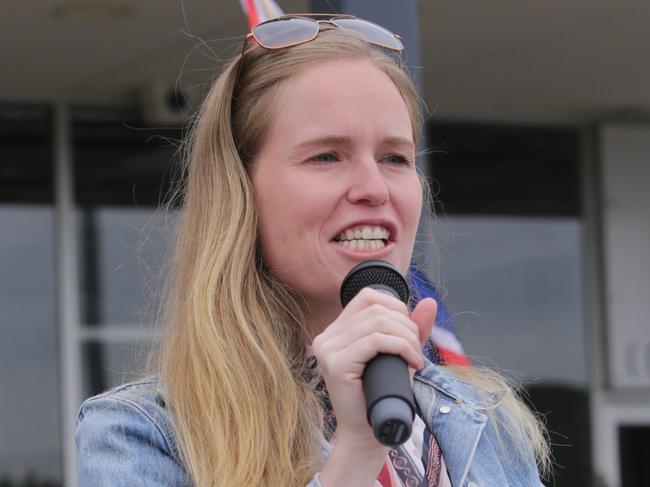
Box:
[76,359,545,487]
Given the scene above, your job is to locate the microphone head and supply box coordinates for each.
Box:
[340,260,410,307]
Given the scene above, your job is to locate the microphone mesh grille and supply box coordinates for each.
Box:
[340,260,410,307]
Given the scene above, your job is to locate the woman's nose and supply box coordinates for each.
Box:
[346,159,390,206]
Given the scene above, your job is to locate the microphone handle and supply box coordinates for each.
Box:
[339,266,416,447]
[363,353,415,446]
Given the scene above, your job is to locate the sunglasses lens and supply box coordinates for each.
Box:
[253,17,318,48]
[333,18,403,50]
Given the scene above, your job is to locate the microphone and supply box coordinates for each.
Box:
[340,260,415,446]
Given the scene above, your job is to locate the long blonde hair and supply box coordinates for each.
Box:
[157,28,549,487]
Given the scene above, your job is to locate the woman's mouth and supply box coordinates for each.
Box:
[333,224,391,251]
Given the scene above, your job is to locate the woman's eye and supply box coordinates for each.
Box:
[384,153,412,166]
[309,152,340,164]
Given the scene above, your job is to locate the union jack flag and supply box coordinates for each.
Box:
[409,267,471,366]
[238,0,284,30]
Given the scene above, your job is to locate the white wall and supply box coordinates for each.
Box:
[587,123,650,487]
[600,124,650,388]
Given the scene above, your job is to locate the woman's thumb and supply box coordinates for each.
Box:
[411,297,438,347]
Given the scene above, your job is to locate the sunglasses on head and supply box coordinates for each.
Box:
[244,13,404,52]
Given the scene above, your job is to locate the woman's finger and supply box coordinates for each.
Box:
[337,287,409,320]
[326,304,418,338]
[330,333,424,372]
[318,312,421,358]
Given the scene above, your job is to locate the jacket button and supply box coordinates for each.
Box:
[439,405,451,414]
[467,482,479,487]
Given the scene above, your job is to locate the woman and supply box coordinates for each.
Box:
[76,14,550,487]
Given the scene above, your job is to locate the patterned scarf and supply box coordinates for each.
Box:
[307,354,452,487]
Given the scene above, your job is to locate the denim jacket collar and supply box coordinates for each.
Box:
[413,359,513,487]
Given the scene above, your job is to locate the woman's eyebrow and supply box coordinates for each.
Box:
[293,135,352,150]
[293,135,414,150]
[382,136,415,149]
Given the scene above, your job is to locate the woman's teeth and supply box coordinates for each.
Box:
[335,225,390,251]
[339,239,386,250]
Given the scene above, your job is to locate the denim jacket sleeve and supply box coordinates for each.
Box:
[75,380,191,487]
[76,379,325,487]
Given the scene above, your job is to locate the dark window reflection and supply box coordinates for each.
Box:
[620,425,650,487]
[72,106,183,209]
[427,121,580,217]
[0,105,53,204]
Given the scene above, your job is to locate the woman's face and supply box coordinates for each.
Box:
[250,58,422,320]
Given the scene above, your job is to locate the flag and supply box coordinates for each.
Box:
[409,267,471,366]
[238,0,284,30]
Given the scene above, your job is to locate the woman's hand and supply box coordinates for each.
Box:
[311,288,438,451]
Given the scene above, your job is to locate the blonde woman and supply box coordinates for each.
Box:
[76,14,550,487]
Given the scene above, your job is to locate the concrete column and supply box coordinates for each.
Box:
[54,103,82,487]
[311,1,422,89]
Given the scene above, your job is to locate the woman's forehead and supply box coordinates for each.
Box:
[266,59,412,146]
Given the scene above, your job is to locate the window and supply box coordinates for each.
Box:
[0,105,62,486]
[427,121,590,486]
